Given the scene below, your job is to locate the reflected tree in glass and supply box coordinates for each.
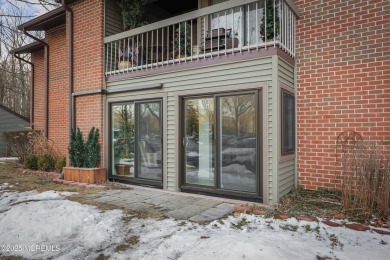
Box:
[112,104,135,176]
[219,94,256,193]
[137,102,162,181]
[185,98,215,186]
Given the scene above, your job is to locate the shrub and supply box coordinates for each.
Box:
[55,156,67,172]
[339,140,390,219]
[84,127,100,168]
[68,128,85,167]
[68,127,100,168]
[4,129,58,163]
[4,130,32,162]
[24,154,38,170]
[37,154,55,172]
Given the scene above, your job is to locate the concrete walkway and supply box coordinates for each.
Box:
[84,186,237,223]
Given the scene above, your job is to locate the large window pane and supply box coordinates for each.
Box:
[219,94,256,193]
[185,97,215,186]
[282,92,295,154]
[112,103,135,177]
[136,102,163,181]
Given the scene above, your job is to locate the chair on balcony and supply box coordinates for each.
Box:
[204,28,239,52]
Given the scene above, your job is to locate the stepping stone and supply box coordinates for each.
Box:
[372,229,390,235]
[297,215,317,222]
[322,220,342,227]
[345,223,370,231]
[274,213,289,220]
[189,204,234,223]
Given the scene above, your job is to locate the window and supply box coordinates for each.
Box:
[282,90,295,155]
[183,92,258,193]
[111,100,163,183]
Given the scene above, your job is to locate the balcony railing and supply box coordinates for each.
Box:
[104,0,298,77]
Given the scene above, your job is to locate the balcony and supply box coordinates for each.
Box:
[104,0,298,79]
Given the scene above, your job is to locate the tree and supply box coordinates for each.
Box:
[0,0,58,118]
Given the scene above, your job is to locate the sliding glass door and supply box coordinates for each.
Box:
[182,91,260,196]
[136,101,162,181]
[184,97,215,186]
[111,100,163,184]
[218,94,256,193]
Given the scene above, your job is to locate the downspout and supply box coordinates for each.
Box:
[12,53,34,129]
[23,30,49,138]
[61,0,75,138]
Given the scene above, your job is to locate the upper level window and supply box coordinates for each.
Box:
[282,90,295,155]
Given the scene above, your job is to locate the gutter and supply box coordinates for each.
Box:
[23,30,49,138]
[11,53,34,129]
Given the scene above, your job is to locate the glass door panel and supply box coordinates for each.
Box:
[136,101,163,181]
[112,103,135,177]
[184,97,215,186]
[218,94,256,193]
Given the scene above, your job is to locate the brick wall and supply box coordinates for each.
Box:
[71,0,105,166]
[295,0,390,190]
[46,24,68,156]
[31,50,45,133]
[31,0,105,163]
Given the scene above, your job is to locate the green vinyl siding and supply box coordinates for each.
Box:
[278,158,295,198]
[105,0,122,37]
[277,57,295,200]
[0,108,29,156]
[107,57,273,195]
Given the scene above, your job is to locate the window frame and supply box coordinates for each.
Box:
[109,99,164,187]
[281,89,295,156]
[179,89,263,199]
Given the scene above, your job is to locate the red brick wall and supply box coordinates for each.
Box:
[295,0,390,190]
[31,0,105,164]
[46,25,68,156]
[72,0,105,166]
[31,50,45,133]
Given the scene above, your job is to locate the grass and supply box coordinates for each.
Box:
[0,162,84,193]
[231,218,250,230]
[114,236,140,252]
[276,187,343,219]
[279,224,298,232]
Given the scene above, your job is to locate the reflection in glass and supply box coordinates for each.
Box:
[219,94,256,193]
[137,102,162,181]
[185,98,215,186]
[112,103,135,177]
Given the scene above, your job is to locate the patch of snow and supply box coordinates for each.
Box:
[109,214,390,260]
[0,190,125,259]
[0,157,19,162]
[0,183,15,191]
[0,190,389,260]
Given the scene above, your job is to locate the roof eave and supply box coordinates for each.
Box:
[18,7,66,31]
[10,41,45,55]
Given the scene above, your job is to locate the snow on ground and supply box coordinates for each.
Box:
[0,157,19,162]
[0,189,389,260]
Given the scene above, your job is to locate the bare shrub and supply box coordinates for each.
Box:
[5,129,59,162]
[28,130,59,159]
[4,130,32,162]
[340,139,390,219]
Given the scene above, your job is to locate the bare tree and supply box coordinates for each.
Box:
[0,0,58,117]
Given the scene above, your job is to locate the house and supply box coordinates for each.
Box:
[0,104,30,156]
[11,0,389,204]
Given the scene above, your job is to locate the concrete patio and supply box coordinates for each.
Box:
[83,185,239,223]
